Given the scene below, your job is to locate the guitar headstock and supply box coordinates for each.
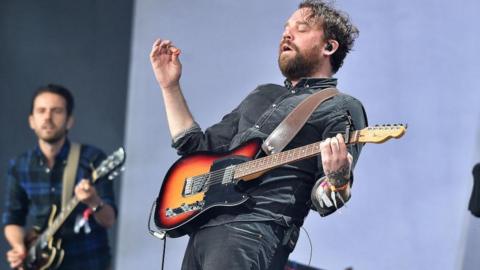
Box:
[94,147,126,181]
[356,124,407,144]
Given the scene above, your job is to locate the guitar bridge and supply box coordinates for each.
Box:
[165,201,205,217]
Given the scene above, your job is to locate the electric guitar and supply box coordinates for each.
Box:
[153,124,406,238]
[23,148,126,270]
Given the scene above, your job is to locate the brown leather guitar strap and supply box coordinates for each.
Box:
[261,87,339,155]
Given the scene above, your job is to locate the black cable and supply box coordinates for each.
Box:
[300,226,313,266]
[161,237,167,270]
[147,201,168,270]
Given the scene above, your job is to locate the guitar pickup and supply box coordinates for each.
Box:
[184,178,193,196]
[183,174,209,196]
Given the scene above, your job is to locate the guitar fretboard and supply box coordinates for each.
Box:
[233,131,360,180]
[185,124,405,192]
[43,197,81,239]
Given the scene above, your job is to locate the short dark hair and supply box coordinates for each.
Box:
[30,84,75,116]
[299,0,359,73]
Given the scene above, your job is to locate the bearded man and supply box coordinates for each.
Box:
[150,1,367,269]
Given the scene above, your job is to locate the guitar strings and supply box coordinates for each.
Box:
[188,143,322,192]
[191,143,324,191]
[188,126,397,191]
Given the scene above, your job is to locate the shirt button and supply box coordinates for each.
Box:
[51,187,56,193]
[45,168,50,173]
[305,84,309,88]
[291,90,296,94]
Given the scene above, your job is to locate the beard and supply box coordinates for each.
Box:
[278,42,321,82]
[35,122,68,144]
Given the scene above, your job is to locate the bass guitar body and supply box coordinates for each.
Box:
[24,205,64,270]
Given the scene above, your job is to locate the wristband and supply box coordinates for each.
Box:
[330,182,349,192]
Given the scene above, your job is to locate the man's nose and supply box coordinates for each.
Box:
[282,27,293,41]
[45,110,53,119]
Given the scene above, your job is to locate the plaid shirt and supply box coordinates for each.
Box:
[2,140,116,270]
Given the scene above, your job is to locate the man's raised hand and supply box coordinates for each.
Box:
[150,39,182,91]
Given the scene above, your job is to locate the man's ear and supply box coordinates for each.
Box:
[323,40,339,56]
[28,115,35,130]
[67,116,75,130]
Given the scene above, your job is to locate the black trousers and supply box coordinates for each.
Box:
[181,221,295,270]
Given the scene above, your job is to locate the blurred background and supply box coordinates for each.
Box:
[1,0,479,269]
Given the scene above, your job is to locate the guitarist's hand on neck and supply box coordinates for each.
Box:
[319,133,353,199]
[74,179,116,228]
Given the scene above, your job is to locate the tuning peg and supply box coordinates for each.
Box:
[108,175,115,180]
[121,167,126,171]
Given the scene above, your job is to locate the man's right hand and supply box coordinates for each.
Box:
[150,39,182,91]
[6,244,26,270]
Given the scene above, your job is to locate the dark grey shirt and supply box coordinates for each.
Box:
[173,78,367,227]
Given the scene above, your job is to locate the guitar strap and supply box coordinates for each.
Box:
[62,142,81,210]
[262,87,339,155]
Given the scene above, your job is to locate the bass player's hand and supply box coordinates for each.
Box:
[74,179,102,208]
[6,244,26,270]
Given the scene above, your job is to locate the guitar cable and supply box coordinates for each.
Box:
[147,201,168,270]
[161,237,166,270]
[300,226,313,266]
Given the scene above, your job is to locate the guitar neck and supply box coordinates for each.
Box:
[234,131,361,181]
[41,171,101,240]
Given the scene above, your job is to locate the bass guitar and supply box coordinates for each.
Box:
[153,125,406,238]
[23,148,126,270]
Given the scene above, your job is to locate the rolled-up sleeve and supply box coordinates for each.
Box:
[171,106,241,155]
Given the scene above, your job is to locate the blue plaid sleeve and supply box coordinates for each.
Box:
[2,159,30,226]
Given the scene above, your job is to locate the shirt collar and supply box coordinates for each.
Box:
[284,77,337,91]
[34,139,71,163]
